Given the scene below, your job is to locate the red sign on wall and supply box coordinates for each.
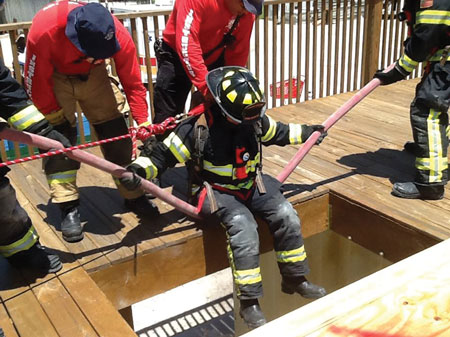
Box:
[270,78,304,99]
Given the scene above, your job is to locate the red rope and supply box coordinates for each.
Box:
[0,103,207,168]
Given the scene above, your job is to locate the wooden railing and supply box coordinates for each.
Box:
[0,0,416,160]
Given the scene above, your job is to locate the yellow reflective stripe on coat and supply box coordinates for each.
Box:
[261,115,277,142]
[47,170,77,185]
[8,105,45,131]
[163,132,191,163]
[428,49,450,62]
[204,159,234,177]
[133,156,158,179]
[289,123,303,144]
[416,10,450,26]
[213,179,255,191]
[44,108,65,126]
[233,267,262,285]
[0,226,39,258]
[398,53,418,73]
[277,245,307,263]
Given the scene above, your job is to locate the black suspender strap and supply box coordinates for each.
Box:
[203,15,243,60]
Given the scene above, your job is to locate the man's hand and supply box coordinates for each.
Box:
[303,125,327,145]
[42,129,72,148]
[119,166,142,191]
[373,66,406,85]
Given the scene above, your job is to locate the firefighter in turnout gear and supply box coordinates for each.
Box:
[24,1,159,242]
[374,0,450,200]
[120,66,327,329]
[0,59,62,274]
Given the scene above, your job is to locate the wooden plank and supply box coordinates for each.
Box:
[0,298,19,337]
[59,268,136,337]
[242,238,450,337]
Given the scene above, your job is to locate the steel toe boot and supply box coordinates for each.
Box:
[281,276,327,299]
[124,194,160,217]
[7,242,62,274]
[60,201,83,242]
[239,299,267,330]
[392,182,444,200]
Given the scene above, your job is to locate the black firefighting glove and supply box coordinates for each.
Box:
[302,124,327,145]
[119,164,144,191]
[373,65,407,85]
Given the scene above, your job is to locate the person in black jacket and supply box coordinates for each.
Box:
[374,0,450,200]
[0,59,63,274]
[120,66,327,329]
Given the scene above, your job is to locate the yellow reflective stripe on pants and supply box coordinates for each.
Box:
[234,267,262,285]
[277,245,307,263]
[289,123,303,144]
[8,105,45,131]
[47,170,77,185]
[164,132,191,163]
[0,226,39,258]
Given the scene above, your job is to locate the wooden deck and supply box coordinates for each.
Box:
[1,78,450,336]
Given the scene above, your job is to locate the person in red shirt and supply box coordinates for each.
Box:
[153,0,263,124]
[24,1,159,243]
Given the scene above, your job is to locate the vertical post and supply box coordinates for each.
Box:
[361,0,383,85]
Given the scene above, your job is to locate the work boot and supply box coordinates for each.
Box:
[124,194,160,217]
[281,276,327,299]
[239,299,267,330]
[403,141,419,155]
[7,242,62,274]
[392,182,444,200]
[59,201,83,243]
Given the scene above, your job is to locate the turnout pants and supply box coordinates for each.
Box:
[45,64,143,204]
[200,175,310,300]
[0,176,39,258]
[411,62,450,186]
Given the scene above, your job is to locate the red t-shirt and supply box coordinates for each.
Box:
[24,1,148,125]
[163,0,255,95]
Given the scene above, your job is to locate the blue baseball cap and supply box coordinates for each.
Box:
[66,3,120,59]
[243,0,263,16]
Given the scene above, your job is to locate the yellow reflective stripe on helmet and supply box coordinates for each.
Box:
[261,115,277,142]
[416,10,450,26]
[8,105,45,131]
[163,132,191,163]
[226,90,238,103]
[243,93,253,104]
[0,226,39,258]
[289,123,303,144]
[233,267,262,285]
[47,170,77,185]
[222,79,232,90]
[45,108,65,126]
[132,156,158,180]
[398,53,418,73]
[204,160,234,177]
[277,245,307,263]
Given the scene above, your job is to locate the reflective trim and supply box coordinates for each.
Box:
[446,125,450,139]
[276,245,307,263]
[44,109,65,125]
[243,93,253,104]
[416,10,450,26]
[261,115,277,142]
[163,132,191,163]
[133,156,158,179]
[398,53,418,73]
[213,179,255,191]
[428,50,450,62]
[226,90,238,103]
[47,170,77,185]
[233,267,262,285]
[289,123,303,144]
[204,159,234,177]
[8,105,45,131]
[0,226,39,258]
[138,121,151,128]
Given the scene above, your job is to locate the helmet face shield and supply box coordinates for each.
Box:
[206,66,266,125]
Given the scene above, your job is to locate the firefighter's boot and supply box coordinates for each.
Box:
[60,201,83,242]
[7,242,62,274]
[239,299,267,330]
[124,194,160,217]
[392,182,444,200]
[281,276,327,299]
